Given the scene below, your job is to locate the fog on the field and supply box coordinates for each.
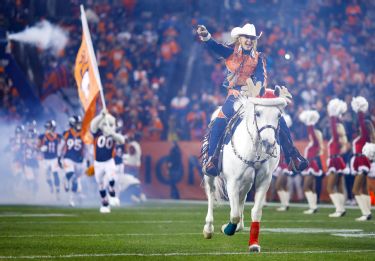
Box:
[0,120,99,206]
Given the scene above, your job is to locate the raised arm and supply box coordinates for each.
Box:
[197,25,233,59]
[307,125,319,145]
[90,110,106,134]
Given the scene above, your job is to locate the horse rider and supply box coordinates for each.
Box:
[196,23,308,176]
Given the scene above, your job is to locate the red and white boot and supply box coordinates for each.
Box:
[248,221,261,252]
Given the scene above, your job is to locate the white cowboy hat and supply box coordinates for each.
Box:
[231,23,262,39]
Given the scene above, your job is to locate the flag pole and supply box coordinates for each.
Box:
[79,5,107,111]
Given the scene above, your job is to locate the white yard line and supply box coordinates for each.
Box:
[0,249,374,259]
[1,228,365,238]
[254,228,363,233]
[331,233,375,238]
[0,233,202,238]
[0,220,193,224]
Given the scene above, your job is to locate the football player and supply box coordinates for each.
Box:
[91,110,125,213]
[61,116,86,206]
[8,125,25,178]
[38,120,62,200]
[23,128,39,193]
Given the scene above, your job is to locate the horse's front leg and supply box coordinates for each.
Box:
[221,180,241,236]
[249,172,273,252]
[236,195,246,232]
[203,175,215,239]
[236,174,253,232]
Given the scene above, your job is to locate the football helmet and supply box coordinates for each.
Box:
[15,125,25,134]
[44,120,56,131]
[69,115,82,131]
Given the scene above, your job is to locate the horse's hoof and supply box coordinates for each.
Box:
[221,224,226,233]
[221,223,237,236]
[203,229,213,239]
[236,222,244,232]
[249,244,261,253]
[203,224,214,239]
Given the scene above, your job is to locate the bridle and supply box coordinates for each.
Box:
[253,104,281,156]
[230,103,282,169]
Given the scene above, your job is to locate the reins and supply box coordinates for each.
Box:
[230,103,281,169]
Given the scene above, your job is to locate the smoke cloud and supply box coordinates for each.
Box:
[8,20,68,54]
[0,118,98,206]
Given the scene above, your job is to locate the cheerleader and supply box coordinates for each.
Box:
[350,97,374,221]
[275,115,293,211]
[326,99,350,217]
[299,110,324,214]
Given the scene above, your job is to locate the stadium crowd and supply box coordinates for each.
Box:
[0,0,374,143]
[0,0,375,212]
[0,0,374,142]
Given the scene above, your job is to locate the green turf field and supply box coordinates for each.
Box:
[0,202,374,260]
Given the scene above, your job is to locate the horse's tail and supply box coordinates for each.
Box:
[203,175,227,204]
[214,175,227,202]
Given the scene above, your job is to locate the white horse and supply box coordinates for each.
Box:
[203,89,287,252]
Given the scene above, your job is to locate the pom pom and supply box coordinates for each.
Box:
[327,98,347,117]
[283,114,292,128]
[363,143,375,161]
[351,96,368,113]
[299,110,320,126]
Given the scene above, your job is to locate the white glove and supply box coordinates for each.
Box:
[197,25,211,41]
[101,109,108,118]
[40,145,48,152]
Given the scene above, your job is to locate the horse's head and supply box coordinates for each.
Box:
[246,87,287,156]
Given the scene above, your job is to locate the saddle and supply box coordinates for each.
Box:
[201,106,244,174]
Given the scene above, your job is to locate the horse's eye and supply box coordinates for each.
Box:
[278,113,282,119]
[255,111,261,117]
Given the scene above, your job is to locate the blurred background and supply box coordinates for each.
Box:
[0,0,374,205]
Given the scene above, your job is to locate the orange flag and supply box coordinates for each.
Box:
[74,5,105,144]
